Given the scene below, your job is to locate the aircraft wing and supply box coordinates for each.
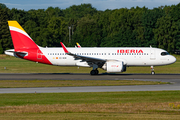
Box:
[60,42,106,63]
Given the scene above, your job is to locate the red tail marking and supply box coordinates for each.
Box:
[10,31,38,50]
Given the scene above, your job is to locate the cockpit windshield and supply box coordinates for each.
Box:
[161,52,169,56]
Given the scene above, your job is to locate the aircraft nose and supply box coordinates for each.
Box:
[169,56,176,64]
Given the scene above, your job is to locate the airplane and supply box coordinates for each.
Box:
[5,21,176,75]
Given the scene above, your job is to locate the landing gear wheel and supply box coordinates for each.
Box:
[151,71,155,75]
[95,70,99,75]
[90,70,96,75]
[90,70,99,75]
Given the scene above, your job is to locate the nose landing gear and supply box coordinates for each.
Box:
[151,66,155,75]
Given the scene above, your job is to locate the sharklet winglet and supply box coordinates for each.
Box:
[60,42,69,53]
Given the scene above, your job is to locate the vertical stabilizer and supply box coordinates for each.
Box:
[8,21,39,50]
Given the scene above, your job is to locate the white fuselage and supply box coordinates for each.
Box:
[39,47,176,67]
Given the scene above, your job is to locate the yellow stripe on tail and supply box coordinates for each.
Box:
[8,21,26,33]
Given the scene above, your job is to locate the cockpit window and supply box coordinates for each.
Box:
[161,52,169,56]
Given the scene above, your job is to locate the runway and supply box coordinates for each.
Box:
[0,73,180,80]
[0,73,180,93]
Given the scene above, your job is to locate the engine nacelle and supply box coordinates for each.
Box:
[102,61,126,73]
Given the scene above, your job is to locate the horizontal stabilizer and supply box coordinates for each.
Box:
[5,49,28,58]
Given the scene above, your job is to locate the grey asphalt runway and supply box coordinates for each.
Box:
[0,73,180,80]
[0,73,180,93]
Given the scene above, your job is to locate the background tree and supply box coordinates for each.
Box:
[73,15,101,47]
[154,16,180,53]
[0,5,12,53]
[0,3,180,54]
[141,8,164,47]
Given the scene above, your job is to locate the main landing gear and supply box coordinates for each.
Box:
[151,66,155,75]
[90,69,99,75]
[90,64,99,75]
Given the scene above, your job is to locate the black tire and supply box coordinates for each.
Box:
[151,71,155,75]
[90,70,99,75]
[95,70,99,75]
[90,70,96,75]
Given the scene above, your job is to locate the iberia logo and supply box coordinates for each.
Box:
[117,49,143,53]
[111,65,119,67]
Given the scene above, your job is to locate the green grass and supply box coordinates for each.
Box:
[0,91,180,119]
[0,113,180,120]
[1,91,180,106]
[0,80,169,88]
[0,54,179,73]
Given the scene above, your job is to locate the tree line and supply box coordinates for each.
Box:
[0,3,180,54]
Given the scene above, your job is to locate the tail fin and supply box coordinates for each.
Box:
[76,42,81,48]
[8,21,39,50]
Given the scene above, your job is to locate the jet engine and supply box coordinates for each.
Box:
[102,61,126,72]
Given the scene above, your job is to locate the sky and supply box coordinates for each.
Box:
[0,0,180,11]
